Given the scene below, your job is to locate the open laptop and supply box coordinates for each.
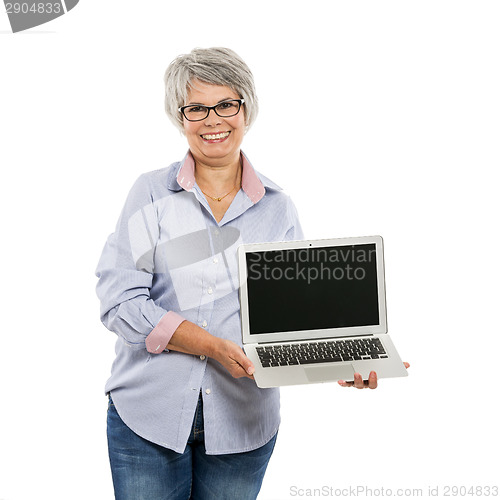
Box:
[237,235,408,388]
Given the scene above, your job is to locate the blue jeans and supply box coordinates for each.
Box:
[107,393,277,500]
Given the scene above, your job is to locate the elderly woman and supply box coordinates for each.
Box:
[96,47,399,500]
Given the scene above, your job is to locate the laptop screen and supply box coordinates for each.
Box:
[244,243,380,335]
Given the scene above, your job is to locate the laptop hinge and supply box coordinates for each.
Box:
[256,333,375,345]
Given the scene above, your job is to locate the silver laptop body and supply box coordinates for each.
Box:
[238,235,408,388]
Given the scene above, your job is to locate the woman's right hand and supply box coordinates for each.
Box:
[211,338,255,379]
[166,321,255,379]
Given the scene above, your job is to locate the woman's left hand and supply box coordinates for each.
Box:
[338,362,410,389]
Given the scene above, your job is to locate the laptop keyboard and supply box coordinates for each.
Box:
[256,337,388,368]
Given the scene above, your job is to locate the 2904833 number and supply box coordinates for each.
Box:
[443,485,499,496]
[5,3,62,14]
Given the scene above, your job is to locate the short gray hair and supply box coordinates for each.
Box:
[164,47,258,134]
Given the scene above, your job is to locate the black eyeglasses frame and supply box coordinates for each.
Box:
[178,99,245,122]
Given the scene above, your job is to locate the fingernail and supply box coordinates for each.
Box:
[247,367,254,375]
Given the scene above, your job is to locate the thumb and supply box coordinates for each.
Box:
[233,347,255,375]
[240,354,255,376]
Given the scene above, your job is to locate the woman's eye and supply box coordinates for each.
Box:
[187,106,206,113]
[218,101,236,109]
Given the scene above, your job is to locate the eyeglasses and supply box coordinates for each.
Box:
[178,99,245,122]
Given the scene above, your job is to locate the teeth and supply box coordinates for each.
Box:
[202,132,230,140]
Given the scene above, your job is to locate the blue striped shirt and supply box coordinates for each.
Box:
[96,150,303,454]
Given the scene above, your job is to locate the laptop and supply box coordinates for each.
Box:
[237,235,408,388]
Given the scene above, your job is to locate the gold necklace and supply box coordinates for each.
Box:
[201,184,238,202]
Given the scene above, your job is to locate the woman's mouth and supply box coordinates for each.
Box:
[200,131,231,143]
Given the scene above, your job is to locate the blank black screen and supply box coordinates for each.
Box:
[245,244,380,335]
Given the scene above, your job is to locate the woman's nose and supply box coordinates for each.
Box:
[204,108,222,126]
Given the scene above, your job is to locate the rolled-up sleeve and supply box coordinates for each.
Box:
[95,174,185,351]
[145,311,185,353]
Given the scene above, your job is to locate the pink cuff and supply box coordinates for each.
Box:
[145,311,186,354]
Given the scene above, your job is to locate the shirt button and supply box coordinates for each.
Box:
[201,320,208,328]
[199,355,206,361]
[213,257,219,264]
[205,388,211,395]
[207,287,213,295]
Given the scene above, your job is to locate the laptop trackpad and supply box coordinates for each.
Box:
[305,364,355,383]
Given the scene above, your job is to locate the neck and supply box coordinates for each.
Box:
[194,152,242,196]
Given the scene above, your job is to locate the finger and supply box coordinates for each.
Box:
[368,371,378,389]
[230,359,255,379]
[404,362,410,369]
[239,356,255,376]
[353,372,365,389]
[237,366,255,379]
[226,359,253,379]
[226,343,255,376]
[338,379,353,387]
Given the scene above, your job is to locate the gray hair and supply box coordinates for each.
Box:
[164,47,258,134]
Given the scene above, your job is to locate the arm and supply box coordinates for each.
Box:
[96,174,180,350]
[96,174,255,378]
[166,320,255,379]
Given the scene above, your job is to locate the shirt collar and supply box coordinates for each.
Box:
[168,150,280,204]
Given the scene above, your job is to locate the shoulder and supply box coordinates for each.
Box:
[255,170,283,192]
[253,169,300,222]
[248,163,302,231]
[128,161,183,202]
[254,170,294,208]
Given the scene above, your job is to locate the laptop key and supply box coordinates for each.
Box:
[299,358,327,364]
[298,356,343,365]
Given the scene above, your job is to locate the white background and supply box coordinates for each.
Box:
[1,1,499,499]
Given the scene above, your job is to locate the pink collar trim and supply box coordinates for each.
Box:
[176,151,266,204]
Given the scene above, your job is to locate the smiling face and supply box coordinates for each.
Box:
[182,80,246,167]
